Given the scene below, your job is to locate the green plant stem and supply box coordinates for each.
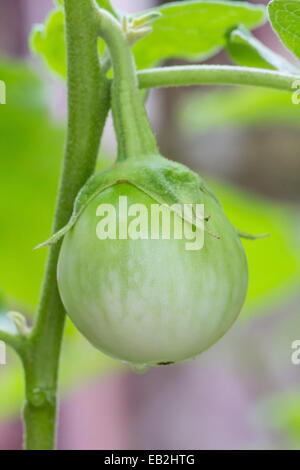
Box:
[22,0,110,450]
[0,330,25,354]
[138,65,299,92]
[95,7,158,161]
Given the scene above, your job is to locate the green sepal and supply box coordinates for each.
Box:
[36,155,220,249]
[237,229,269,240]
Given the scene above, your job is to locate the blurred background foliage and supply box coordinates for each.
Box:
[0,58,118,422]
[0,0,300,450]
[179,87,300,132]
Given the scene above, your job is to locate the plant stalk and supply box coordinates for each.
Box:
[137,65,299,92]
[0,331,25,355]
[22,0,110,450]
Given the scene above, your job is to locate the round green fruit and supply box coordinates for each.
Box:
[57,182,248,368]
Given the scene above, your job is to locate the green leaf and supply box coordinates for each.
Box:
[178,87,299,132]
[30,4,109,79]
[30,8,67,79]
[226,25,298,72]
[260,391,300,449]
[269,0,300,63]
[30,1,266,78]
[133,1,266,69]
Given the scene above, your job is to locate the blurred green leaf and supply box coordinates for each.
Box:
[0,58,47,113]
[30,9,66,79]
[269,0,300,63]
[0,58,65,308]
[30,4,107,79]
[226,25,298,72]
[133,1,266,69]
[261,391,300,449]
[210,179,300,318]
[30,1,266,78]
[179,87,298,132]
[0,58,110,311]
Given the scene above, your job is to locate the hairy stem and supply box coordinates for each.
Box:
[95,7,158,161]
[138,65,299,92]
[23,0,110,450]
[0,330,25,354]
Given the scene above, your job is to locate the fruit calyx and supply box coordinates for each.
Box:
[36,155,221,249]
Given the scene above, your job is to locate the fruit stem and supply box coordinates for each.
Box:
[95,7,158,161]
